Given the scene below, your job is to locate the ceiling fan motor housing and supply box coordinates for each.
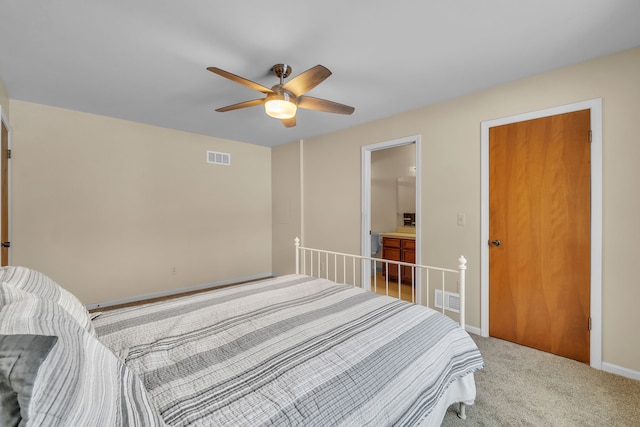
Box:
[271,64,292,80]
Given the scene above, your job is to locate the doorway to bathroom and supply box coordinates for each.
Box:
[361,136,420,302]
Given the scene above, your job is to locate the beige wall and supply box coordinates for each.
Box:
[5,46,639,374]
[271,141,302,274]
[10,100,272,305]
[272,46,640,374]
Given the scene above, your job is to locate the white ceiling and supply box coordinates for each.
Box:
[1,1,639,147]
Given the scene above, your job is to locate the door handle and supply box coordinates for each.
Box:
[489,239,501,247]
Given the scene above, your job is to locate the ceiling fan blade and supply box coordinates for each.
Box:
[281,116,296,128]
[282,65,331,97]
[215,98,265,112]
[207,67,273,94]
[297,96,355,115]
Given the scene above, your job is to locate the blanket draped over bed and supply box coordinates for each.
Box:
[93,274,483,426]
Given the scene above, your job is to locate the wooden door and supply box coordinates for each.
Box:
[1,118,8,266]
[489,109,591,363]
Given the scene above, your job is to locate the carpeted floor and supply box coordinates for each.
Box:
[441,334,640,426]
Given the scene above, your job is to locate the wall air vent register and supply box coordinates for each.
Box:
[207,150,231,166]
[435,289,460,313]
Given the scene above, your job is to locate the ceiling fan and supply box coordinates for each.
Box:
[207,64,355,128]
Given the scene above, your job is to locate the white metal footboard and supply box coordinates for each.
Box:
[294,238,467,329]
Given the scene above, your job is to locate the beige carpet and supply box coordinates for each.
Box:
[441,334,640,426]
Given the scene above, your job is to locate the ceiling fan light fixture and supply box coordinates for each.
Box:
[264,92,297,119]
[209,64,354,128]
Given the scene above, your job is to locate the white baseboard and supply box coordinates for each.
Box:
[465,325,482,336]
[85,273,273,310]
[602,362,640,381]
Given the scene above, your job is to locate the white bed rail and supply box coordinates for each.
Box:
[294,238,467,329]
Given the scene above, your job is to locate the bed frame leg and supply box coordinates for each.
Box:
[457,403,467,420]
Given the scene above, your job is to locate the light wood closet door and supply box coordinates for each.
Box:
[489,109,591,363]
[1,119,8,266]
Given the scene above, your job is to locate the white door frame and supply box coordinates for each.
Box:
[361,135,421,298]
[480,99,603,369]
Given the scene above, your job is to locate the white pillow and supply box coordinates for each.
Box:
[0,288,165,426]
[0,266,96,336]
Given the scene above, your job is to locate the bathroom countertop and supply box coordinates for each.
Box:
[380,232,416,239]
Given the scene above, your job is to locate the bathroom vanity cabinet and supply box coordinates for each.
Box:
[381,236,415,282]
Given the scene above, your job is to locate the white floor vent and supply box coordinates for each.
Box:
[207,150,231,166]
[434,289,460,313]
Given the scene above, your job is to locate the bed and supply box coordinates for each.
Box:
[0,240,483,426]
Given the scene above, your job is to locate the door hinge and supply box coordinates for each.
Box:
[1,242,10,248]
[588,130,592,143]
[588,317,592,331]
[7,149,11,159]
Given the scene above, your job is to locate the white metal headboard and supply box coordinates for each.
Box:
[294,238,467,329]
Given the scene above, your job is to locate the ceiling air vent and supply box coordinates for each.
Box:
[207,150,231,166]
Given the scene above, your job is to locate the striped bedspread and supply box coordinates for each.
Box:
[93,274,483,426]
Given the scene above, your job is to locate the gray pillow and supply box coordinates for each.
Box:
[0,334,58,426]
